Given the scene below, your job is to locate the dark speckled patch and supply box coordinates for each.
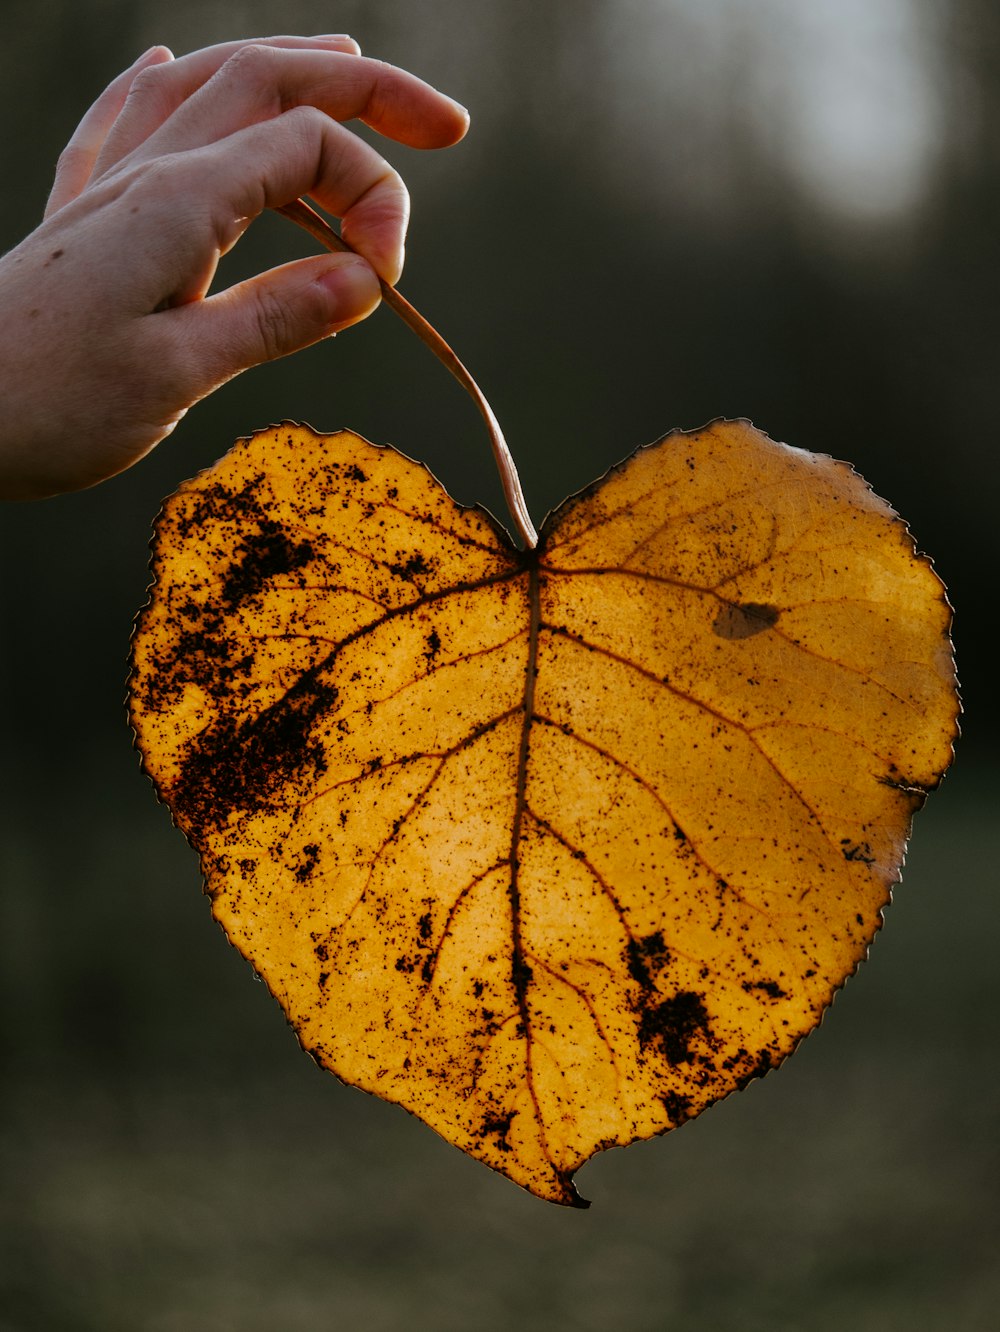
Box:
[638,990,713,1065]
[170,671,338,829]
[221,520,315,607]
[626,930,672,987]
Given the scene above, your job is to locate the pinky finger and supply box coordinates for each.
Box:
[45,45,175,217]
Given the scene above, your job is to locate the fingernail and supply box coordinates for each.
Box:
[378,243,404,289]
[316,34,362,51]
[316,256,381,328]
[135,44,173,67]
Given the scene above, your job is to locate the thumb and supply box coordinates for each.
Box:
[166,252,381,391]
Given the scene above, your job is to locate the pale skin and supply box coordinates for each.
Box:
[0,35,469,499]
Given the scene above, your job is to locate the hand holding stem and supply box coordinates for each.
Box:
[0,36,468,499]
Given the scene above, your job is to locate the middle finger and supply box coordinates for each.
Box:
[90,35,364,176]
[98,46,469,179]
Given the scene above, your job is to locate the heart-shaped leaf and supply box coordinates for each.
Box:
[129,418,958,1206]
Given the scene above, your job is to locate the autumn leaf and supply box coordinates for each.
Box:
[129,418,958,1206]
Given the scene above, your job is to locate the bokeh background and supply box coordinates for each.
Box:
[1,1,996,1328]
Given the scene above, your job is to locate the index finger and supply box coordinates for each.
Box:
[86,35,365,177]
[95,44,468,179]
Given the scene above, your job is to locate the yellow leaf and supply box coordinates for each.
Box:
[129,418,958,1206]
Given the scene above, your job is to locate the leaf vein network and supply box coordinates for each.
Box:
[301,707,520,809]
[522,947,620,1072]
[417,859,510,997]
[529,715,777,918]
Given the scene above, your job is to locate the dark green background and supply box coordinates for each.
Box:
[1,2,995,1328]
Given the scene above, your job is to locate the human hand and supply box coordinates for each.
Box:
[0,36,468,499]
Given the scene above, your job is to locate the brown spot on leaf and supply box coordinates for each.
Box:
[171,672,338,828]
[742,979,788,1000]
[626,930,672,987]
[482,1110,517,1153]
[660,1090,692,1123]
[638,990,713,1065]
[294,844,321,882]
[221,522,315,607]
[713,601,780,639]
[389,551,433,581]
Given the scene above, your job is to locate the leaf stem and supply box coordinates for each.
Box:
[277,198,538,550]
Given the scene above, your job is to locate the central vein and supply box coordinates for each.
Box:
[508,555,542,1107]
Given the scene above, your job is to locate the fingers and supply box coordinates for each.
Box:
[47,36,366,214]
[143,101,414,389]
[94,45,469,179]
[89,36,363,176]
[45,45,174,217]
[172,46,470,151]
[136,108,412,294]
[86,35,363,179]
[161,252,382,394]
[246,110,409,282]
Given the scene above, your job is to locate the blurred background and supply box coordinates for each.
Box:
[0,1,996,1328]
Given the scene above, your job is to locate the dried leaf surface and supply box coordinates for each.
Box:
[129,419,958,1205]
